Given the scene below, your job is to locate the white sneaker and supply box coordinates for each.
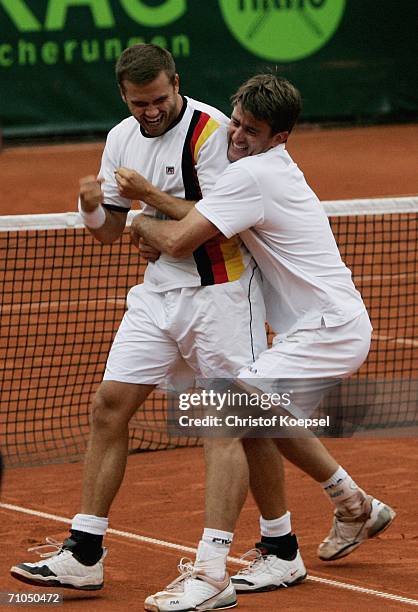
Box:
[10,538,106,590]
[144,558,237,611]
[231,549,307,593]
[318,497,396,561]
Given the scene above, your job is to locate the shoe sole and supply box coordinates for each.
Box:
[10,568,103,591]
[319,506,396,562]
[233,572,307,593]
[144,600,237,611]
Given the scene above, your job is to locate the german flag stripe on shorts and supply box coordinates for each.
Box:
[182,110,246,286]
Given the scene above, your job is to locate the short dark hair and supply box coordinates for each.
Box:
[231,74,302,134]
[116,44,176,88]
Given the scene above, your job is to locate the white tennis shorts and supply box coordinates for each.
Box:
[104,264,267,386]
[238,311,372,417]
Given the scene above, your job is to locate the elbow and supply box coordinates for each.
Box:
[101,237,118,246]
[96,233,116,245]
[91,231,119,246]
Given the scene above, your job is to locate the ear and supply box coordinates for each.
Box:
[272,130,289,146]
[119,85,127,104]
[174,73,180,93]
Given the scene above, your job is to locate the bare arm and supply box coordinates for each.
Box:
[131,208,220,258]
[79,175,127,244]
[115,167,195,220]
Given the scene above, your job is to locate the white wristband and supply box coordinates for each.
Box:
[78,199,107,229]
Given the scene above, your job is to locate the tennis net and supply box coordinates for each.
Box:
[1,197,417,467]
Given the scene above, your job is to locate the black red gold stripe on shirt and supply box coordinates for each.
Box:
[182,110,246,285]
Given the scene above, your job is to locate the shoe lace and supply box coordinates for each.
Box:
[165,558,196,591]
[234,549,287,587]
[234,548,264,575]
[27,537,64,558]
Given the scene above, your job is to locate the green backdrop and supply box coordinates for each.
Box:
[1,0,417,137]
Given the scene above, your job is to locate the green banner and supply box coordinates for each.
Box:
[1,0,417,137]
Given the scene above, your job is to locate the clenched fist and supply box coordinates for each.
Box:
[115,167,152,200]
[79,175,104,212]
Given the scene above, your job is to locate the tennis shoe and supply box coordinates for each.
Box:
[144,558,237,611]
[318,496,396,561]
[10,537,106,590]
[231,545,307,592]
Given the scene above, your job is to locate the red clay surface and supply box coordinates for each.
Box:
[1,124,418,215]
[1,124,417,610]
[1,440,417,611]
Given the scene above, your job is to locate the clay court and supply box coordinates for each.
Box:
[1,124,418,610]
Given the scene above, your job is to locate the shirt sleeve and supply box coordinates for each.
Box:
[195,163,264,238]
[194,124,230,197]
[99,127,132,211]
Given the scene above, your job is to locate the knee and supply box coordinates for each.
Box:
[243,438,261,451]
[204,437,243,457]
[243,437,267,456]
[90,386,129,432]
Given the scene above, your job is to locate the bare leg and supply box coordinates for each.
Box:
[243,438,286,519]
[81,380,155,517]
[204,438,249,532]
[274,435,338,483]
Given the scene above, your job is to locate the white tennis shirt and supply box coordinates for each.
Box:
[196,144,366,335]
[99,96,251,290]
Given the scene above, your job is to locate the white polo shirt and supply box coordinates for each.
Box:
[99,96,251,290]
[196,144,366,335]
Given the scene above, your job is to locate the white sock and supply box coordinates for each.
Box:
[71,513,108,536]
[195,528,233,581]
[260,511,291,538]
[321,467,365,515]
[321,466,348,491]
